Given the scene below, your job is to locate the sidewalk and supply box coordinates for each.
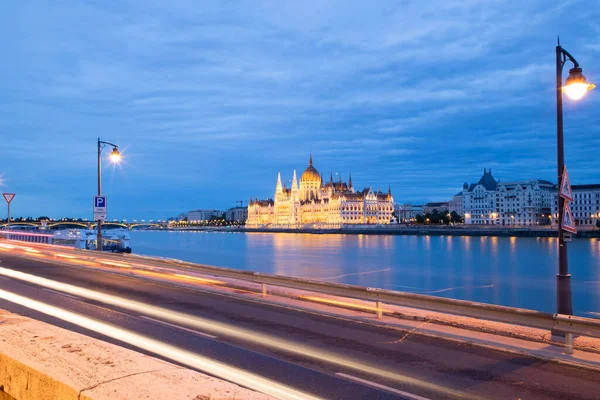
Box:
[0,309,273,400]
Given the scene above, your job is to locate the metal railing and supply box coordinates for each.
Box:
[5,239,600,354]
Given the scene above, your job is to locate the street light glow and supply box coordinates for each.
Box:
[564,82,594,100]
[109,147,122,163]
[563,67,595,100]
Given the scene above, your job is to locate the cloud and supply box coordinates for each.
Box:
[0,0,598,218]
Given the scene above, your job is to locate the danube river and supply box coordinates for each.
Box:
[130,231,600,317]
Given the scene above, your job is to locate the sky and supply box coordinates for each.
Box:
[1,1,599,220]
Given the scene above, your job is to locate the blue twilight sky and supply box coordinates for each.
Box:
[1,1,599,220]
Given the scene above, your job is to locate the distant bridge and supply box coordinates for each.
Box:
[0,221,162,230]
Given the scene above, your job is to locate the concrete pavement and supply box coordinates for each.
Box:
[0,309,274,400]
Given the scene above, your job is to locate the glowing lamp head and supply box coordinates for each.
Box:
[109,147,121,163]
[563,67,595,100]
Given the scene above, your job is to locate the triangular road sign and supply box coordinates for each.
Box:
[562,202,577,234]
[559,166,573,202]
[2,193,15,204]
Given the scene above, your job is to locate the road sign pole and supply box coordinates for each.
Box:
[2,193,15,239]
[97,138,103,251]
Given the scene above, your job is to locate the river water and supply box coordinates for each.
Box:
[129,231,600,316]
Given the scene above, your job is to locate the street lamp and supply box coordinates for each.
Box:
[97,138,121,251]
[555,39,595,315]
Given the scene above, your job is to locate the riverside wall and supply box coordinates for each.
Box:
[166,226,600,238]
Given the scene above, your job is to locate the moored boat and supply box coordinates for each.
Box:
[2,228,132,253]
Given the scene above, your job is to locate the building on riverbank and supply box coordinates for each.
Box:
[460,169,555,226]
[186,209,222,222]
[395,204,423,223]
[552,184,600,228]
[246,155,395,228]
[449,193,464,216]
[225,206,248,222]
[423,202,449,215]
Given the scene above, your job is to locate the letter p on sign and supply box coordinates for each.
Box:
[94,196,107,212]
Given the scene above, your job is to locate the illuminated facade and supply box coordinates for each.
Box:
[461,169,555,226]
[246,155,394,228]
[552,184,600,227]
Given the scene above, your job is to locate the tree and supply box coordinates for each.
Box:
[415,214,424,224]
[450,211,464,224]
[596,220,600,229]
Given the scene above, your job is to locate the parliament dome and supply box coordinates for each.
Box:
[300,154,321,184]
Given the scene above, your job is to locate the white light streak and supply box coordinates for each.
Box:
[336,373,432,400]
[0,288,318,400]
[0,266,471,399]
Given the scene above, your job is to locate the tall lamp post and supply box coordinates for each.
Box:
[555,39,595,315]
[97,138,121,251]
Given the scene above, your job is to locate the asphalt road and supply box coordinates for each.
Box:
[1,253,599,399]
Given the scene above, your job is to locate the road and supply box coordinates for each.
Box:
[1,252,599,399]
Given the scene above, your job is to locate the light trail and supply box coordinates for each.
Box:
[99,260,131,268]
[0,241,226,290]
[0,266,474,399]
[0,288,319,400]
[54,253,76,259]
[172,274,224,285]
[299,296,388,313]
[336,373,431,400]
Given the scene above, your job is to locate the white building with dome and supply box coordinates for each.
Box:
[246,155,394,228]
[459,168,555,226]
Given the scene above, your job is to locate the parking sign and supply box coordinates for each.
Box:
[94,196,107,212]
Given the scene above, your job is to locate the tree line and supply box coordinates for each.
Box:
[414,210,464,225]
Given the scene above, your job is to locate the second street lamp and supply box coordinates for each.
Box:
[555,39,595,315]
[97,138,121,251]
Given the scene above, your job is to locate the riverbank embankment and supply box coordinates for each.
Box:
[163,226,600,238]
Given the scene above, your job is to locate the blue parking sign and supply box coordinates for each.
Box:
[94,196,107,212]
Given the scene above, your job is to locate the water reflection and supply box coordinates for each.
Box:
[509,236,517,254]
[130,231,600,315]
[270,233,344,278]
[490,236,498,256]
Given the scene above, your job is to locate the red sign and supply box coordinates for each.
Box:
[559,166,573,202]
[562,202,577,234]
[2,193,15,204]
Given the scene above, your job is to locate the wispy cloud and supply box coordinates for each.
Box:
[0,0,598,218]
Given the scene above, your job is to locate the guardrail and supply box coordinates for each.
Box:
[166,260,600,352]
[4,238,600,354]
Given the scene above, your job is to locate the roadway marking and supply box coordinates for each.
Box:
[335,372,432,400]
[139,316,218,339]
[42,288,82,301]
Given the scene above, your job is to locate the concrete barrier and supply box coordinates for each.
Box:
[0,309,273,400]
[0,352,78,400]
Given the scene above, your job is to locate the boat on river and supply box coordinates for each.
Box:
[3,228,132,253]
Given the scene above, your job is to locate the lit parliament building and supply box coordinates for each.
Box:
[246,155,394,228]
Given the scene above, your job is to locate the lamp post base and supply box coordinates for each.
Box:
[557,273,573,316]
[96,234,103,251]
